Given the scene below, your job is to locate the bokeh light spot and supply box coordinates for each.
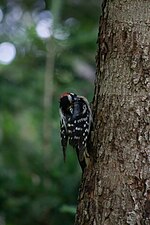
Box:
[0,42,16,65]
[36,18,53,39]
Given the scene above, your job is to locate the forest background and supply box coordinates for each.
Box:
[0,0,101,224]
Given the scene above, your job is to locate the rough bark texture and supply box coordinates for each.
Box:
[75,0,150,225]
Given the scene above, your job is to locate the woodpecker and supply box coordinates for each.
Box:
[59,92,92,171]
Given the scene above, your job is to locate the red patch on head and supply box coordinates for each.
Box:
[60,92,70,99]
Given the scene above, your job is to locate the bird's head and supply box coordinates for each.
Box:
[59,92,77,115]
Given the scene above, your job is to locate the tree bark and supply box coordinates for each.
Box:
[75,0,150,224]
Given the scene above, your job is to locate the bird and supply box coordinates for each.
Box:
[59,92,92,171]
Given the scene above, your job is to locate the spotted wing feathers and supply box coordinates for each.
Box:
[60,120,68,161]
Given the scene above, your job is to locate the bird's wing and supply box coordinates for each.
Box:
[60,119,68,161]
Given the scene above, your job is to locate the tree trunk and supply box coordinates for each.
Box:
[75,0,150,224]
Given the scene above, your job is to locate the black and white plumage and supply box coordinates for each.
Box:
[59,92,92,171]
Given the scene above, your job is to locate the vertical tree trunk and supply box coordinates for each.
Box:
[75,0,150,224]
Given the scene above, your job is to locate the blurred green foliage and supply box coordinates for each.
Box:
[0,0,100,224]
